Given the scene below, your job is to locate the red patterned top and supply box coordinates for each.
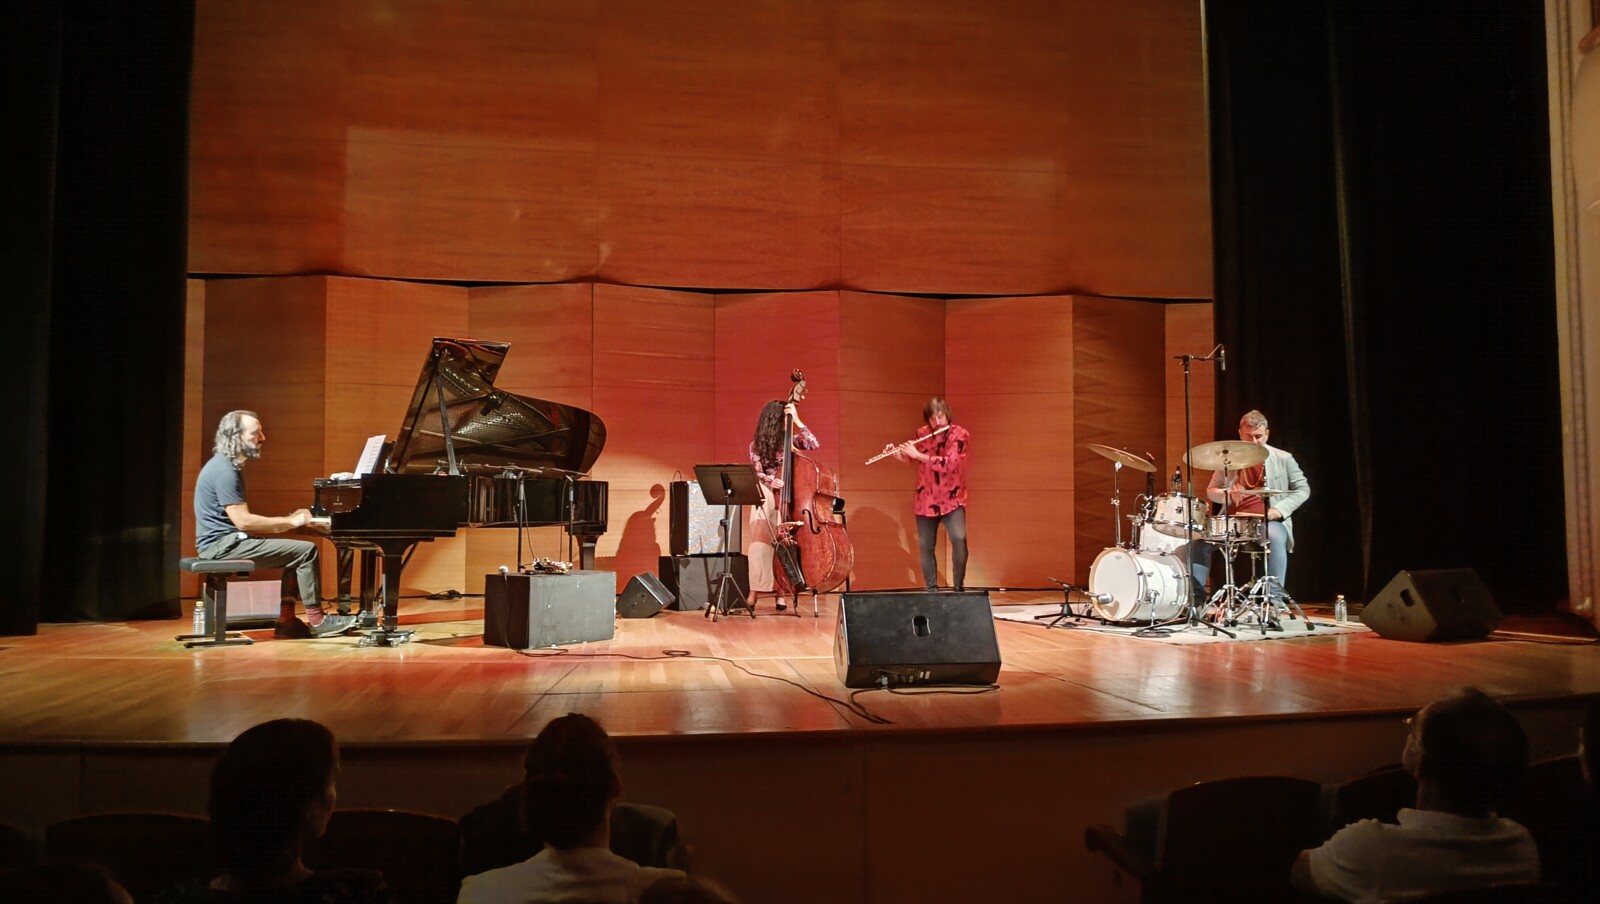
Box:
[1226,464,1267,516]
[749,426,819,491]
[914,424,970,517]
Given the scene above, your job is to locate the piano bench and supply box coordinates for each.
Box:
[176,556,257,648]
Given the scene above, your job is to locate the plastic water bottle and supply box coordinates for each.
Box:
[1333,594,1348,625]
[193,598,207,636]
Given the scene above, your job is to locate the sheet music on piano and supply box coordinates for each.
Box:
[354,435,386,476]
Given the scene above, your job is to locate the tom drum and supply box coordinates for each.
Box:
[1150,493,1206,539]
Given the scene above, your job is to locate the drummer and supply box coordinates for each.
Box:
[1185,410,1310,602]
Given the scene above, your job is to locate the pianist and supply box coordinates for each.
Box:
[194,411,356,639]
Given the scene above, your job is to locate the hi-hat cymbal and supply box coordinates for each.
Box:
[1236,487,1287,497]
[1085,443,1157,473]
[1185,440,1268,471]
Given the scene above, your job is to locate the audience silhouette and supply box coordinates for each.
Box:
[456,713,684,904]
[157,718,395,903]
[1291,688,1539,901]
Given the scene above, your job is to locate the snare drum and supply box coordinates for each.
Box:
[1088,547,1189,622]
[1204,512,1264,544]
[1151,493,1206,538]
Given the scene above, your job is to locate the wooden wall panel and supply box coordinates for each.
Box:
[1165,302,1217,479]
[188,0,344,275]
[595,1,837,162]
[597,155,839,290]
[343,134,599,283]
[181,281,207,595]
[1072,297,1168,581]
[713,294,842,467]
[840,164,1062,296]
[341,0,598,146]
[835,293,943,588]
[947,298,1075,589]
[465,284,598,594]
[590,286,717,585]
[202,278,329,497]
[467,283,595,409]
[190,0,1210,298]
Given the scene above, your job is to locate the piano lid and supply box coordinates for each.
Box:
[384,337,607,476]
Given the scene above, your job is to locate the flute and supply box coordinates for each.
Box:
[865,425,951,465]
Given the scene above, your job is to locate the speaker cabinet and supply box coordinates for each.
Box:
[834,591,1001,688]
[484,571,617,649]
[616,572,675,618]
[1360,568,1502,642]
[670,480,742,555]
[658,555,750,611]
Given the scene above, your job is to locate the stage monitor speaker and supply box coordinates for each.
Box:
[1360,568,1502,642]
[670,480,742,555]
[617,572,674,618]
[485,570,617,649]
[659,555,749,611]
[834,591,1001,688]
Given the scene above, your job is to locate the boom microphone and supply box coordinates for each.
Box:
[1218,345,1226,372]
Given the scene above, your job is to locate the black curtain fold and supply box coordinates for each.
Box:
[1206,0,1566,609]
[5,0,195,630]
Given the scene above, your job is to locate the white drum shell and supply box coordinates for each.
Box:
[1088,547,1189,622]
[1150,493,1205,538]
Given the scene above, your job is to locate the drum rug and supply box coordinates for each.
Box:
[991,604,1372,644]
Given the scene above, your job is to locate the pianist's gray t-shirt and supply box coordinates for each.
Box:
[195,452,247,553]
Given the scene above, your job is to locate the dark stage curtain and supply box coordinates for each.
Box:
[1205,0,1566,610]
[8,0,195,629]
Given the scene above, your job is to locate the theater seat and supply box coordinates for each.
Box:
[46,812,212,901]
[305,808,460,904]
[1086,775,1324,903]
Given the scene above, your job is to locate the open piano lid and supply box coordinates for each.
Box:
[384,337,607,476]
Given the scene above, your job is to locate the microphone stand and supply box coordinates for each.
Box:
[1148,345,1234,639]
[1035,577,1106,629]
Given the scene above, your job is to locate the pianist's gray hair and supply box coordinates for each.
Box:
[214,409,261,467]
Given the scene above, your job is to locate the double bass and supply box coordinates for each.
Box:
[773,370,854,609]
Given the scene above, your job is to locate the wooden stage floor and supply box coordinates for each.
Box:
[3,592,1598,904]
[3,590,1597,748]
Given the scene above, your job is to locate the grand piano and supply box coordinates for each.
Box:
[313,337,608,646]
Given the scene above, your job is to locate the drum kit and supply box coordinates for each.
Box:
[1047,439,1312,635]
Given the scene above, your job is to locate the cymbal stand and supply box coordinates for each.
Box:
[1109,460,1125,548]
[1204,476,1251,629]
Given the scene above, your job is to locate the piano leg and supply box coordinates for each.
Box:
[356,539,416,647]
[577,534,599,571]
[336,546,355,615]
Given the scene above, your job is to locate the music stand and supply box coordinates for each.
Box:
[693,464,763,620]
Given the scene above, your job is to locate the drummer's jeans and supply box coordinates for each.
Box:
[916,506,968,591]
[1184,520,1289,599]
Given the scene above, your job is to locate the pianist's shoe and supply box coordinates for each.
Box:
[305,611,358,638]
[274,617,313,639]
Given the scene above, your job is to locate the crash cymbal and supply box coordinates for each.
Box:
[1185,440,1268,471]
[1085,443,1157,473]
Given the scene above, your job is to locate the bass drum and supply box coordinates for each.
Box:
[1088,547,1189,623]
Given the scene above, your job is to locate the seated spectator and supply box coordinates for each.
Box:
[1291,688,1539,901]
[0,863,133,904]
[157,719,394,903]
[457,713,684,904]
[459,733,685,877]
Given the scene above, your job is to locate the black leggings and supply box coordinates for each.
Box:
[916,507,968,591]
